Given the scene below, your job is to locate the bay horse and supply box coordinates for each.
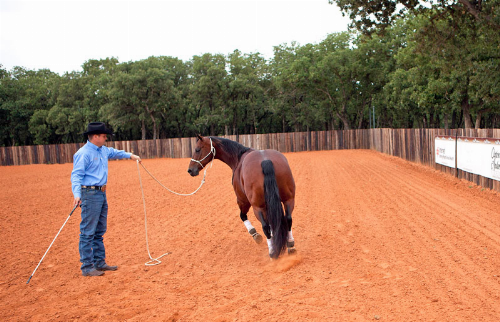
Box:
[187,135,296,259]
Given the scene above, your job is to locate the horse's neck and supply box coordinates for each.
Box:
[215,147,240,171]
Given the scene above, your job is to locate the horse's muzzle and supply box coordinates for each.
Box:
[187,167,199,177]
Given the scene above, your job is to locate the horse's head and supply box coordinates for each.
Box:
[187,134,215,177]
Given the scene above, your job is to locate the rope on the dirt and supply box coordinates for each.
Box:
[136,160,170,266]
[135,155,214,266]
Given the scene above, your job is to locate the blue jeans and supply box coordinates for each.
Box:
[79,188,108,272]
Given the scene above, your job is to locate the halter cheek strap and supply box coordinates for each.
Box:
[191,138,216,169]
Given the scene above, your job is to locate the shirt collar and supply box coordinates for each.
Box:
[86,140,101,151]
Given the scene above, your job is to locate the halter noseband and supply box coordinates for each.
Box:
[191,138,216,169]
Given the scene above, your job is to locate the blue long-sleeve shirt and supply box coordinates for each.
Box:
[71,141,132,198]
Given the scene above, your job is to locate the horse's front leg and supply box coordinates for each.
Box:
[238,201,263,244]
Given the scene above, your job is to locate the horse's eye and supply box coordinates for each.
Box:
[195,148,201,153]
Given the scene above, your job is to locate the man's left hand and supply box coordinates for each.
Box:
[131,154,141,163]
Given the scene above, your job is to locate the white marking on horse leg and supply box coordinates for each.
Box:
[287,229,295,250]
[267,238,274,255]
[243,220,255,232]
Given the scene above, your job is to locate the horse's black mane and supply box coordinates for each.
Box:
[211,137,251,161]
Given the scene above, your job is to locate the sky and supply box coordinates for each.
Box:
[0,0,350,75]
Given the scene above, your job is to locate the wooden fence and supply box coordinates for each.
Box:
[2,128,500,192]
[0,130,376,166]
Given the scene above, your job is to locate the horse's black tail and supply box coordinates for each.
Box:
[261,160,288,259]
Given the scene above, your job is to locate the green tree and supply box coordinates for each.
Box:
[45,71,87,143]
[0,65,11,146]
[82,57,120,124]
[0,67,58,145]
[189,53,228,136]
[384,13,500,129]
[331,0,500,129]
[312,32,359,130]
[154,56,191,138]
[226,50,269,135]
[101,56,187,140]
[28,58,121,144]
[329,0,500,35]
[271,42,317,132]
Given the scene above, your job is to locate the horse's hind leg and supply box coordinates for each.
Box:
[285,200,296,254]
[239,202,263,244]
[255,210,274,257]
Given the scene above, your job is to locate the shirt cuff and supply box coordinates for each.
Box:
[73,187,81,199]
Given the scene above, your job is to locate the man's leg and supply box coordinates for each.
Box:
[93,195,117,271]
[79,189,105,275]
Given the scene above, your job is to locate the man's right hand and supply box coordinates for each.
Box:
[74,197,81,207]
[131,154,142,163]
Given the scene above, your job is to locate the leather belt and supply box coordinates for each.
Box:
[82,185,107,192]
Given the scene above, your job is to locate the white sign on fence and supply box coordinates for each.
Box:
[434,136,456,168]
[457,138,500,181]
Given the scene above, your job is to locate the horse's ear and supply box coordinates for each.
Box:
[196,134,204,141]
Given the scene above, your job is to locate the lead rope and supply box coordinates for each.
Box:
[135,145,215,266]
[138,161,209,196]
[136,160,170,266]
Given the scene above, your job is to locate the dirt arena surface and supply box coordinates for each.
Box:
[1,149,500,321]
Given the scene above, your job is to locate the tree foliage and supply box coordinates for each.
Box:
[329,0,500,34]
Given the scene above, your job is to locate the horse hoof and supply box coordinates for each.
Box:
[288,247,296,255]
[253,233,263,244]
[287,240,295,248]
[249,228,263,244]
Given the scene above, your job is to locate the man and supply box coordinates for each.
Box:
[71,122,141,277]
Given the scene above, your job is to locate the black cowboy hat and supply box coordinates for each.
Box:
[83,122,113,136]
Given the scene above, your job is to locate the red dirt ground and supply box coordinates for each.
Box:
[1,150,500,321]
